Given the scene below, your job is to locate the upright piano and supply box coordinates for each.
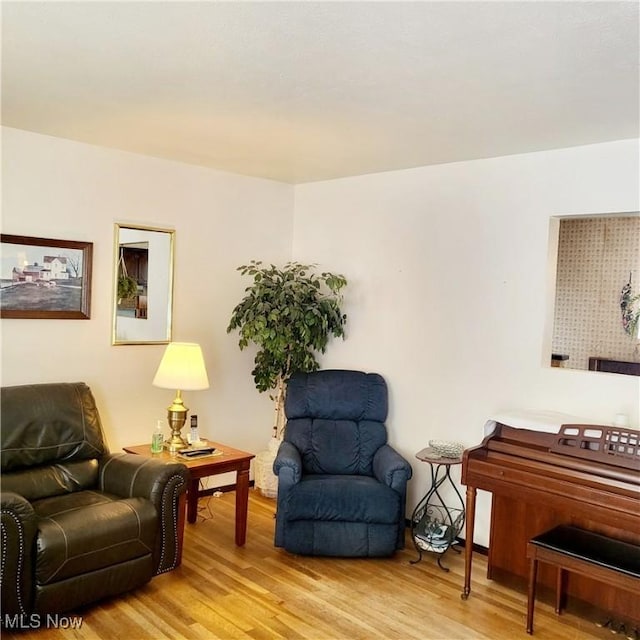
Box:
[461,419,640,624]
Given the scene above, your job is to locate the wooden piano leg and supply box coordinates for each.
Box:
[461,485,477,600]
[527,555,538,634]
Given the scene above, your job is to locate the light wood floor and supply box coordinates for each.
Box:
[8,490,619,640]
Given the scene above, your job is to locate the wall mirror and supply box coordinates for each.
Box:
[112,223,174,345]
[547,212,639,376]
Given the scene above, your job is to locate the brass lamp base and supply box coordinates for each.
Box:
[165,390,189,452]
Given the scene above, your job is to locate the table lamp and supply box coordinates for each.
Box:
[152,342,209,451]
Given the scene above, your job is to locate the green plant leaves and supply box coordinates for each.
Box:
[227,261,347,393]
[117,275,138,300]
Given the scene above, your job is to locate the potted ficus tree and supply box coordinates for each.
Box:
[227,260,347,496]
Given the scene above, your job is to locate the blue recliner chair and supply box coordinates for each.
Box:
[273,370,412,557]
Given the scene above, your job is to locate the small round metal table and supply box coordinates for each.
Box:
[410,447,465,571]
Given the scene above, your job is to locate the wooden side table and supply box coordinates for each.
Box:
[123,440,255,546]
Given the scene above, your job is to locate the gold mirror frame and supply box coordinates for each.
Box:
[112,223,174,345]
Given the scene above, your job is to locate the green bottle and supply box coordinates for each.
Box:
[151,420,164,454]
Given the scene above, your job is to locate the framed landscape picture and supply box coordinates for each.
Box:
[0,234,93,319]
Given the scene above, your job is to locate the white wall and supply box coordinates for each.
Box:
[3,128,638,548]
[292,139,640,546]
[1,127,294,455]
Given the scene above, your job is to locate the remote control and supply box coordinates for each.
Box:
[179,447,216,458]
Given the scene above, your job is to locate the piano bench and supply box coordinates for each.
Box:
[525,525,640,635]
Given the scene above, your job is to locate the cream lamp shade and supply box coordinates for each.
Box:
[153,342,210,391]
[153,342,209,450]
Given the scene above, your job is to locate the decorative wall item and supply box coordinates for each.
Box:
[112,223,174,345]
[0,234,93,319]
[620,274,640,337]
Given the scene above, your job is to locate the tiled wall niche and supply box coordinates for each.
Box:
[552,215,640,371]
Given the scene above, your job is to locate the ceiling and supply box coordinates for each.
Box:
[2,1,638,184]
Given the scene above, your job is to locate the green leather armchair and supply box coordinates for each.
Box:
[0,382,189,620]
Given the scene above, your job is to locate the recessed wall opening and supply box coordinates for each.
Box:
[544,212,640,376]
